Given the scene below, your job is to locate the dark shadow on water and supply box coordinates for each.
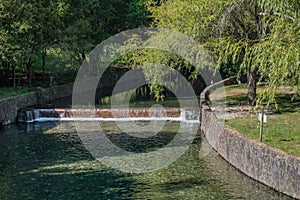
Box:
[157,177,211,191]
[107,131,178,153]
[21,168,135,200]
[0,122,135,200]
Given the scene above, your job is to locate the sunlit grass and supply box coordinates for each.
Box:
[0,87,28,99]
[226,113,300,157]
[211,84,300,157]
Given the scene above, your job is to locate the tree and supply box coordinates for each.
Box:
[213,1,262,105]
[217,0,300,106]
[141,0,299,106]
[249,0,300,106]
[129,0,237,99]
[0,0,151,87]
[0,0,68,86]
[126,0,151,28]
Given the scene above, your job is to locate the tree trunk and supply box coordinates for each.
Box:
[0,60,4,86]
[26,58,34,87]
[41,49,46,79]
[12,62,16,88]
[1,61,10,86]
[247,66,258,106]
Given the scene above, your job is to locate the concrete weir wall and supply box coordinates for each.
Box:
[200,78,300,199]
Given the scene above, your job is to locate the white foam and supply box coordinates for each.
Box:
[20,108,200,124]
[33,117,199,123]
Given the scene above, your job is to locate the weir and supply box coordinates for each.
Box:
[18,108,200,123]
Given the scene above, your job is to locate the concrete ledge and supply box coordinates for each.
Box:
[200,79,300,199]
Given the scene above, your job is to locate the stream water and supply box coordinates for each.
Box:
[0,121,293,199]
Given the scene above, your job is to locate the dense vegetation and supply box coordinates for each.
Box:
[0,0,299,107]
[0,0,150,87]
[138,0,299,106]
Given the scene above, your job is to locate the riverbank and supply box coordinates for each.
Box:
[210,84,300,157]
[200,78,300,199]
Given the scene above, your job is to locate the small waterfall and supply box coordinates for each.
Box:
[18,109,36,122]
[33,109,40,119]
[185,109,200,121]
[122,109,129,118]
[26,110,34,122]
[17,108,198,123]
[180,109,200,121]
[180,109,186,121]
[59,110,66,118]
[150,109,165,118]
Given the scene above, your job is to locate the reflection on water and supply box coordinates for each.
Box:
[0,122,293,199]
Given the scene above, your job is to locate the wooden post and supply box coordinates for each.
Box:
[259,110,264,142]
[50,75,53,87]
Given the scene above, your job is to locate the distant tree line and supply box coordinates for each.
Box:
[0,0,150,87]
[1,0,299,107]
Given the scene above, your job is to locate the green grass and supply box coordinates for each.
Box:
[0,87,29,99]
[211,84,300,157]
[226,113,300,157]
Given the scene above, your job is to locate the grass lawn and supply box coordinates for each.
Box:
[0,87,29,99]
[211,84,300,157]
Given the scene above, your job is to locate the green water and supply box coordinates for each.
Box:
[0,122,293,199]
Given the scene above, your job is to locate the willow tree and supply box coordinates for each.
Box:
[217,0,300,106]
[142,0,299,106]
[127,0,238,100]
[250,0,300,106]
[121,0,236,100]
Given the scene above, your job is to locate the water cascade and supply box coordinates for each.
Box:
[17,108,199,123]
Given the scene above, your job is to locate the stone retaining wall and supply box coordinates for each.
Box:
[200,78,300,199]
[0,83,79,125]
[0,83,76,125]
[0,92,38,125]
[0,75,146,125]
[42,83,74,101]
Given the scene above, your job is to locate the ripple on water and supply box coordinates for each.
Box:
[0,121,294,200]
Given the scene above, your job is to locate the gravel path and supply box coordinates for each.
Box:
[210,105,253,120]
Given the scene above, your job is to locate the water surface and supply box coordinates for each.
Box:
[0,122,293,199]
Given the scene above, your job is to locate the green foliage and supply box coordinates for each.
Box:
[0,0,298,107]
[0,87,28,99]
[122,0,240,99]
[36,87,49,106]
[126,0,151,28]
[146,0,235,42]
[144,0,299,105]
[0,0,150,87]
[214,0,299,106]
